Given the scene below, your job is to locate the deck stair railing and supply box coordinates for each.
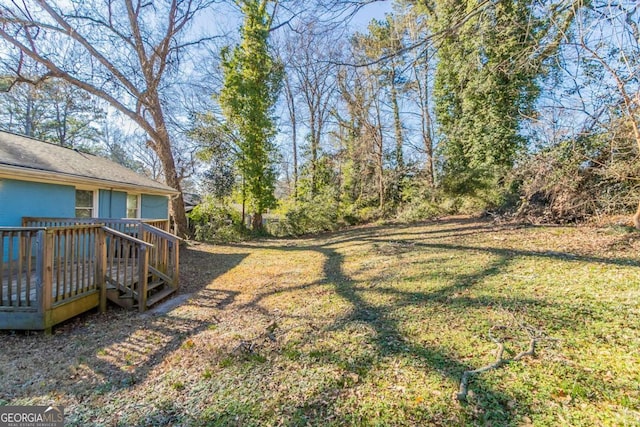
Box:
[102,226,152,312]
[140,223,180,292]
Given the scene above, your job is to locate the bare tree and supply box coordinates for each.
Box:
[365,66,386,209]
[283,20,342,195]
[567,1,640,226]
[405,9,437,187]
[0,0,218,237]
[282,71,299,198]
[337,63,386,209]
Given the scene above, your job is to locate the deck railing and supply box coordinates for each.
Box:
[1,225,105,331]
[47,225,103,306]
[23,218,177,291]
[22,217,170,234]
[2,218,179,330]
[141,223,180,290]
[1,227,45,309]
[103,227,152,312]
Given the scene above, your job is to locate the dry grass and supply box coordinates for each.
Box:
[1,217,639,426]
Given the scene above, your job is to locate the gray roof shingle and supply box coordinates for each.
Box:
[0,131,177,195]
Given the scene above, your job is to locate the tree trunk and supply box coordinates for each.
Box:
[310,111,318,195]
[421,74,435,187]
[150,114,189,238]
[424,131,435,187]
[284,75,298,200]
[292,112,298,200]
[374,101,384,210]
[632,122,640,229]
[252,211,263,231]
[390,68,403,173]
[158,148,188,238]
[25,91,33,137]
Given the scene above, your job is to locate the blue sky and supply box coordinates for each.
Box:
[204,1,396,36]
[350,1,394,30]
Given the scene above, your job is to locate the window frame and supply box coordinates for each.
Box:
[75,188,98,218]
[126,193,141,219]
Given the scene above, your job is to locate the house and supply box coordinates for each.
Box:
[0,130,177,225]
[0,131,181,332]
[183,193,202,215]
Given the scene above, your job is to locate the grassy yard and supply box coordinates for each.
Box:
[1,217,639,426]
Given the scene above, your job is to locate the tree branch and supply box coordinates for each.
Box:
[35,0,140,97]
[456,323,538,402]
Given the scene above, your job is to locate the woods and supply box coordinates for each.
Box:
[1,0,639,235]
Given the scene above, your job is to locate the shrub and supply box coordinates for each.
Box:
[268,192,340,237]
[396,201,441,223]
[188,197,247,243]
[510,130,640,223]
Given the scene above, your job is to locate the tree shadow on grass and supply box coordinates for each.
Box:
[226,220,638,426]
[0,249,249,410]
[302,247,519,425]
[214,244,517,424]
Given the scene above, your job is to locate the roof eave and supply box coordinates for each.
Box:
[0,164,179,196]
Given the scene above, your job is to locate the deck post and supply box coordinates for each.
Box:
[34,230,45,314]
[162,238,169,273]
[173,241,180,290]
[138,245,149,312]
[96,227,107,313]
[41,230,54,332]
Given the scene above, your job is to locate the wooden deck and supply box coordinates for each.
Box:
[1,220,180,331]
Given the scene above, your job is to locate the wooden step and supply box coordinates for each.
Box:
[146,287,175,307]
[106,287,119,300]
[147,280,166,292]
[115,297,136,309]
[106,289,136,309]
[106,277,137,298]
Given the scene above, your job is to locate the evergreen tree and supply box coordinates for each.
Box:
[0,79,104,148]
[428,0,545,194]
[218,0,282,230]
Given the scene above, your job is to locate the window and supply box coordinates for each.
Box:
[75,190,94,218]
[126,194,140,218]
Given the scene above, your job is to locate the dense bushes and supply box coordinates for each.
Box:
[188,196,247,242]
[267,186,343,236]
[512,133,640,224]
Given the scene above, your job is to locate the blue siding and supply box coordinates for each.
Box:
[1,178,170,263]
[0,178,75,226]
[98,191,168,219]
[1,179,74,262]
[98,190,127,218]
[141,194,169,219]
[0,179,170,222]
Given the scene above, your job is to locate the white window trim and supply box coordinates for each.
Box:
[75,187,99,218]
